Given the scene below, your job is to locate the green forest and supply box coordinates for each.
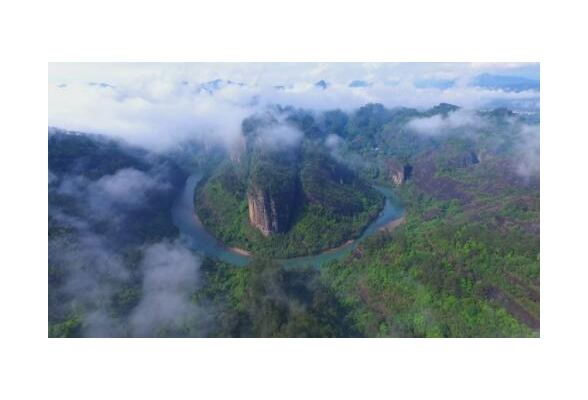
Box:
[195,140,384,258]
[49,100,540,338]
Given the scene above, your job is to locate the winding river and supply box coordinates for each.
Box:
[172,173,405,268]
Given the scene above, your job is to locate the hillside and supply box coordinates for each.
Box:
[48,101,540,338]
[195,136,384,258]
[193,103,540,337]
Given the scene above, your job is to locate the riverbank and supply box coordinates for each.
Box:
[224,239,354,260]
[379,215,406,232]
[173,173,405,267]
[224,214,407,260]
[226,246,253,257]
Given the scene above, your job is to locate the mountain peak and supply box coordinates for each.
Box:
[315,80,329,89]
[88,82,115,89]
[198,79,245,94]
[470,73,539,92]
[426,103,460,116]
[348,80,370,88]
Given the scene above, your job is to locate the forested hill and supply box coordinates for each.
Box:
[48,130,191,338]
[195,114,384,258]
[48,100,539,337]
[193,103,539,337]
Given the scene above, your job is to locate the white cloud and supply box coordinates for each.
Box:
[407,109,485,135]
[255,124,304,150]
[56,167,172,230]
[130,240,205,337]
[325,133,343,149]
[48,63,540,152]
[49,62,539,87]
[47,169,57,185]
[407,108,540,178]
[49,218,209,337]
[514,123,540,178]
[92,168,169,207]
[48,81,251,151]
[470,62,540,69]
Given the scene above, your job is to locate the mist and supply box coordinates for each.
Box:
[513,122,540,178]
[49,63,539,154]
[407,109,486,136]
[48,135,212,337]
[254,123,304,151]
[130,240,209,337]
[48,62,540,338]
[406,108,539,178]
[49,185,213,337]
[48,170,57,184]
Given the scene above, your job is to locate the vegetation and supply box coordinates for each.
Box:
[197,258,355,337]
[49,101,540,338]
[321,197,539,337]
[48,130,187,337]
[192,171,539,337]
[195,143,384,258]
[48,130,185,244]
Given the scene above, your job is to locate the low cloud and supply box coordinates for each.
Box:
[49,205,211,337]
[407,109,485,136]
[470,61,541,70]
[47,169,57,185]
[49,62,539,90]
[255,124,303,151]
[514,123,540,178]
[91,168,170,208]
[406,108,539,178]
[49,63,540,153]
[325,133,343,149]
[130,240,209,337]
[49,224,131,337]
[56,167,170,226]
[48,82,250,152]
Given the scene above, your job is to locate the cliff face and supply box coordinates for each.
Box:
[247,184,294,236]
[439,150,480,170]
[390,166,405,186]
[385,158,412,186]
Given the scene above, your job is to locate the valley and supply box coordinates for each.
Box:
[195,138,386,258]
[49,97,540,338]
[174,172,404,267]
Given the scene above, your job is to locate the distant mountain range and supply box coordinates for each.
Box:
[52,74,541,113]
[195,79,245,94]
[56,73,539,94]
[414,79,456,90]
[348,80,370,88]
[319,73,539,92]
[469,73,540,92]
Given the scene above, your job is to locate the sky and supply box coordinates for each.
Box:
[49,62,539,87]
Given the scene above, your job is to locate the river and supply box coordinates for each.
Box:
[171,173,405,268]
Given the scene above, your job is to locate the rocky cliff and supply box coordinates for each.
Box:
[385,158,412,186]
[461,151,480,167]
[247,184,294,236]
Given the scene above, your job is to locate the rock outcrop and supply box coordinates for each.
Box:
[425,148,481,174]
[247,184,294,236]
[385,158,412,186]
[445,150,480,169]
